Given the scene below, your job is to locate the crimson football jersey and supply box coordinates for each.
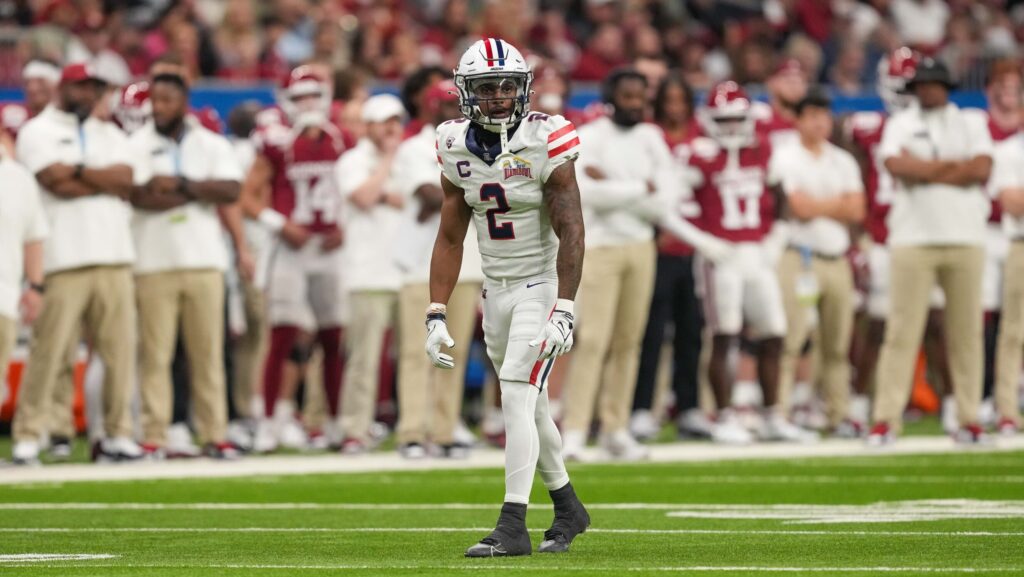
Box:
[753,101,798,150]
[252,122,346,233]
[844,111,891,244]
[983,110,1018,224]
[688,134,775,243]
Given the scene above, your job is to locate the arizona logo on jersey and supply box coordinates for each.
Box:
[501,155,533,180]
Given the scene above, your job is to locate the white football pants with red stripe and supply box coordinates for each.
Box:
[482,273,570,504]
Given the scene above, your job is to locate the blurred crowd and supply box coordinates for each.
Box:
[2,1,1024,467]
[3,0,1024,91]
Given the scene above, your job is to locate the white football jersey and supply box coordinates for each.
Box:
[436,112,580,281]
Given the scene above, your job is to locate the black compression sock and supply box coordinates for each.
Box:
[549,482,579,511]
[497,502,528,531]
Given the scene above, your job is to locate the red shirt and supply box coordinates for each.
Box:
[659,121,703,257]
[690,135,775,243]
[252,121,347,233]
[845,111,891,244]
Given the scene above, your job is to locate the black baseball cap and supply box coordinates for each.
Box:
[907,58,955,90]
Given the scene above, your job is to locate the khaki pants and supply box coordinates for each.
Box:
[994,241,1024,425]
[563,240,656,434]
[137,269,227,446]
[47,334,80,439]
[778,250,855,427]
[0,315,13,398]
[396,281,480,446]
[14,265,136,442]
[340,291,396,442]
[233,279,266,419]
[874,245,984,431]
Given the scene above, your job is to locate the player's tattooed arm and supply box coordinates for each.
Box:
[239,154,273,219]
[544,161,586,300]
[429,174,472,305]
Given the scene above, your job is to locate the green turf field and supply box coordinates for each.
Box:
[1,447,1022,576]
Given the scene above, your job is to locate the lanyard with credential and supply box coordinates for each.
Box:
[169,130,189,223]
[78,123,86,160]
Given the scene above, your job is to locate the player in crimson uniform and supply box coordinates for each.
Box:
[661,81,802,444]
[241,66,347,453]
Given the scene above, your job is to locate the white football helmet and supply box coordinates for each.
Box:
[877,47,919,113]
[112,81,152,135]
[454,38,532,127]
[279,65,332,129]
[698,80,755,149]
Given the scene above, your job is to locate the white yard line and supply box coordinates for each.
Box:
[0,562,1011,573]
[2,527,1023,537]
[1,435,1022,485]
[0,554,117,563]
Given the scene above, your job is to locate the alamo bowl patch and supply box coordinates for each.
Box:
[501,156,533,180]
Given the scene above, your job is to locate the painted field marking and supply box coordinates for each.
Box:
[0,554,117,563]
[2,527,1023,537]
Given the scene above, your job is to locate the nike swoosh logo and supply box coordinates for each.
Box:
[526,281,550,288]
[511,147,527,154]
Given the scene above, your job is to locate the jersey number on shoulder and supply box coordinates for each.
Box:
[718,172,763,230]
[292,177,339,225]
[480,183,514,240]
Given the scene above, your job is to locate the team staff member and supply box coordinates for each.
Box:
[128,73,244,459]
[336,94,407,453]
[990,130,1024,436]
[869,59,993,445]
[563,68,676,461]
[12,63,139,464]
[393,80,482,459]
[772,89,865,433]
[0,154,47,421]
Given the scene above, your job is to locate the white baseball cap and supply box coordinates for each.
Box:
[361,94,406,123]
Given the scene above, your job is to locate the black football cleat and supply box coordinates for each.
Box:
[465,502,532,558]
[538,483,590,553]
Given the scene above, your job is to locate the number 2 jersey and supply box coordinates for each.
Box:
[436,112,580,281]
[687,134,775,243]
[252,121,347,233]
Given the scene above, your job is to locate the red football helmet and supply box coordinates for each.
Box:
[112,81,152,135]
[279,65,332,128]
[877,47,919,113]
[698,81,755,148]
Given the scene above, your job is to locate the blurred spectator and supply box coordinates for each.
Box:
[127,73,242,460]
[214,0,262,81]
[572,24,627,81]
[422,0,473,68]
[272,0,315,66]
[392,80,481,459]
[22,0,78,65]
[870,59,992,446]
[632,74,710,440]
[12,64,139,464]
[773,88,865,432]
[398,65,446,138]
[564,69,672,461]
[66,12,131,86]
[890,0,950,52]
[336,94,406,454]
[0,145,47,426]
[830,41,868,95]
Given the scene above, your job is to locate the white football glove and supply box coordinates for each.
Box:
[700,234,737,265]
[529,299,575,360]
[425,313,455,369]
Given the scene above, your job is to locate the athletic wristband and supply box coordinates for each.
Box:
[258,208,286,233]
[554,299,574,316]
[426,302,447,315]
[28,282,45,295]
[425,312,447,325]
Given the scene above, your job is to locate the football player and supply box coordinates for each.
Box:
[659,81,800,444]
[241,65,346,452]
[428,38,589,556]
[753,58,808,150]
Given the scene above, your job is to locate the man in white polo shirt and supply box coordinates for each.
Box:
[772,88,865,433]
[392,79,483,459]
[128,73,243,459]
[563,68,677,461]
[870,59,994,445]
[0,155,47,409]
[990,130,1024,436]
[12,63,139,464]
[335,94,406,453]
